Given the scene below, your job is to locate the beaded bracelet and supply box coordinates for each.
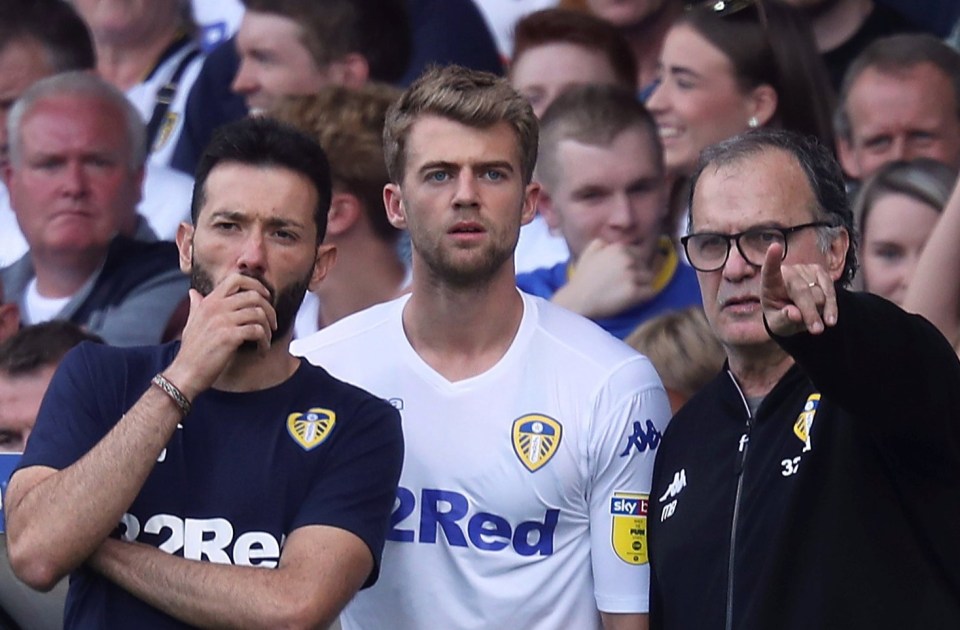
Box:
[151,373,192,418]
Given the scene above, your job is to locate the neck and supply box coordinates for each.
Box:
[402,262,523,382]
[806,0,873,53]
[622,3,683,88]
[95,21,182,90]
[31,248,105,298]
[315,235,407,327]
[211,334,301,393]
[725,342,795,399]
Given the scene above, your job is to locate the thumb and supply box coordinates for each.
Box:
[188,288,202,311]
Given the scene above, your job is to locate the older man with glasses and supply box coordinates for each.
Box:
[648,128,960,630]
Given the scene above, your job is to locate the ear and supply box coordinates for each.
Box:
[537,188,562,231]
[309,243,338,291]
[836,136,862,180]
[826,226,850,282]
[0,302,20,342]
[327,191,362,237]
[747,83,778,127]
[520,181,541,227]
[175,222,194,274]
[383,183,407,229]
[330,53,370,89]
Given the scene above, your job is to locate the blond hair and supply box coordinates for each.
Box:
[383,65,538,185]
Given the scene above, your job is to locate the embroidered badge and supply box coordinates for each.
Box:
[793,393,820,453]
[153,112,180,152]
[610,492,649,564]
[287,408,336,451]
[512,414,562,472]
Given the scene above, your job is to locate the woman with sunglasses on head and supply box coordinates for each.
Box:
[648,0,835,234]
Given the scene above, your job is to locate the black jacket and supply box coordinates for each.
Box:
[649,290,960,630]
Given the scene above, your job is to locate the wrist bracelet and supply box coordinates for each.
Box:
[151,373,192,418]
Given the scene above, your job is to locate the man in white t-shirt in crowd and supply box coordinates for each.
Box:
[292,65,670,630]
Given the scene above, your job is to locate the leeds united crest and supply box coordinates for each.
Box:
[287,408,336,451]
[512,414,562,472]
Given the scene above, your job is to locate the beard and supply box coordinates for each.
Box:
[191,260,312,352]
[410,224,517,289]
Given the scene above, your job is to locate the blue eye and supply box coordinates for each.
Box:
[485,170,504,181]
[427,171,449,183]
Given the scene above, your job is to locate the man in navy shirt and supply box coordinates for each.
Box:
[4,117,403,628]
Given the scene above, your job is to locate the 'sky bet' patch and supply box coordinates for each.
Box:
[610,492,649,565]
[512,414,562,472]
[287,408,336,451]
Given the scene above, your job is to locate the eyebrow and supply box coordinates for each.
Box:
[418,160,516,174]
[208,209,307,230]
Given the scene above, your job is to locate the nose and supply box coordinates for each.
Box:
[646,78,668,114]
[722,239,758,282]
[452,172,480,208]
[61,160,89,199]
[231,58,256,96]
[236,231,267,274]
[607,193,636,231]
[889,136,908,161]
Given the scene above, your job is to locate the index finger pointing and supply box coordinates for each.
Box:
[760,241,786,300]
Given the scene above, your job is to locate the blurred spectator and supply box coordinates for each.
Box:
[0,321,100,630]
[0,0,193,265]
[518,84,701,339]
[510,8,636,118]
[399,0,503,86]
[854,159,957,306]
[780,0,925,89]
[0,0,95,266]
[190,0,245,51]
[170,0,412,176]
[0,279,19,343]
[269,84,409,337]
[73,0,204,169]
[0,321,102,454]
[625,306,724,413]
[836,34,960,181]
[1,73,189,346]
[647,0,835,235]
[474,0,558,59]
[509,8,638,273]
[584,0,684,93]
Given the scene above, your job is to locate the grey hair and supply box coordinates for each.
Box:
[7,71,146,170]
[688,128,858,286]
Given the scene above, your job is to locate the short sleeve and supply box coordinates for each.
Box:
[588,356,672,613]
[289,396,403,588]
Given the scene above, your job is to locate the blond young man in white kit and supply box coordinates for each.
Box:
[292,65,671,630]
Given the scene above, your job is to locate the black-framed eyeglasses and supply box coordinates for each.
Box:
[680,222,831,272]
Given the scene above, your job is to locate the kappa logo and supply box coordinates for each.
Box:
[793,393,820,453]
[619,419,661,457]
[287,408,336,451]
[512,414,562,472]
[658,468,686,522]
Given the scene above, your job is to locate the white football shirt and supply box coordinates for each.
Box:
[291,292,671,629]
